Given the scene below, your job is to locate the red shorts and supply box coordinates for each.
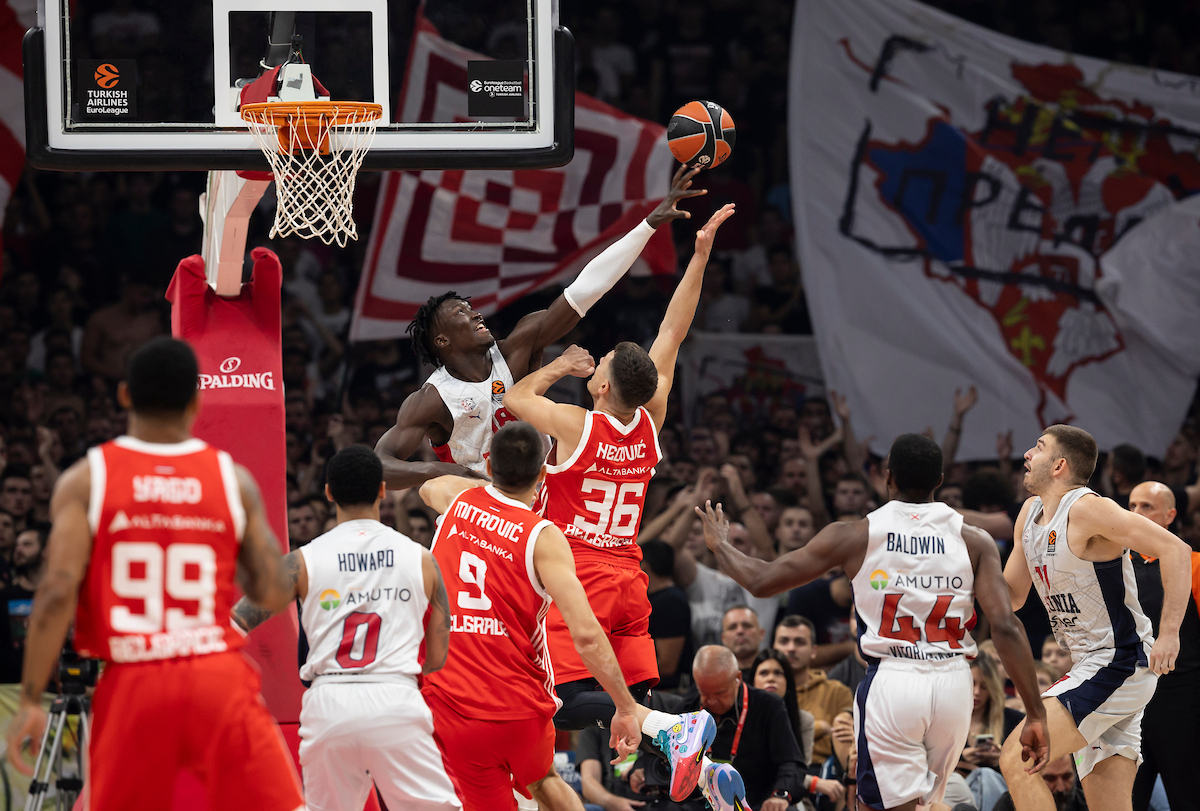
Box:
[545,555,658,686]
[87,652,303,811]
[424,689,554,811]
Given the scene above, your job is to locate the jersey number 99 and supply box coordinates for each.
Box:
[110,541,217,633]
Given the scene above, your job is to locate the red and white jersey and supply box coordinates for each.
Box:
[852,500,977,663]
[423,485,560,720]
[297,519,429,682]
[539,407,662,566]
[74,436,247,664]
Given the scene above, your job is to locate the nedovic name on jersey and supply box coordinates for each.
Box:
[1023,487,1154,664]
[298,519,428,681]
[853,500,978,663]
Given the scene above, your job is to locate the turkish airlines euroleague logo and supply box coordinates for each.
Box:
[94,63,120,88]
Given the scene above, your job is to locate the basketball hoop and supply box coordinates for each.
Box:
[241,101,383,247]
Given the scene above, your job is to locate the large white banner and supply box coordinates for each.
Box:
[791,0,1200,459]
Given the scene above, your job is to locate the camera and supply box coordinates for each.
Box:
[57,650,100,695]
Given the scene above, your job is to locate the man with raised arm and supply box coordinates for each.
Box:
[696,434,1049,811]
[374,167,705,489]
[230,445,461,810]
[418,422,718,810]
[5,338,303,811]
[998,426,1191,811]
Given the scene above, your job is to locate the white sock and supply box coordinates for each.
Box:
[641,709,680,739]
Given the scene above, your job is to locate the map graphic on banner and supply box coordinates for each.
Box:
[791,0,1200,459]
[351,14,676,341]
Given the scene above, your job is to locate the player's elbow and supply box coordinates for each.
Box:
[423,643,449,675]
[570,623,605,660]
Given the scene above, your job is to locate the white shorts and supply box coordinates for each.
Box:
[299,678,463,811]
[1043,646,1157,779]
[853,657,973,809]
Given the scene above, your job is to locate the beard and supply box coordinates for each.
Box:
[1025,463,1052,495]
[1052,788,1075,811]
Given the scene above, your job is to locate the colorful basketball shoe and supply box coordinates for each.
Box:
[652,710,717,801]
[700,761,748,811]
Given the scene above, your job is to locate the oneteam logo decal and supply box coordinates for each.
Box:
[319,589,341,610]
[869,569,890,591]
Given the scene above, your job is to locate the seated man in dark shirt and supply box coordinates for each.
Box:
[642,540,693,690]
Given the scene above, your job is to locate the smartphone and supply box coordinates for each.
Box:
[973,734,995,748]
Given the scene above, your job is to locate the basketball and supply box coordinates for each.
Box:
[667,100,736,169]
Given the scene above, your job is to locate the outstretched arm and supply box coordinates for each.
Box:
[967,525,1048,773]
[644,204,736,429]
[942,386,977,472]
[698,502,860,598]
[499,166,706,380]
[419,475,488,515]
[232,550,306,632]
[375,386,488,490]
[421,549,451,674]
[502,345,594,453]
[8,460,92,774]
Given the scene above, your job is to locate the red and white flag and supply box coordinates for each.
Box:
[0,0,32,268]
[350,16,676,341]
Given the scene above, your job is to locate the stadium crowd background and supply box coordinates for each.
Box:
[1,0,1199,809]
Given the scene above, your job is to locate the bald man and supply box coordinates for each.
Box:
[689,646,807,811]
[1127,481,1200,811]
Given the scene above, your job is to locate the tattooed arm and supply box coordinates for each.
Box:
[422,549,451,674]
[232,551,307,633]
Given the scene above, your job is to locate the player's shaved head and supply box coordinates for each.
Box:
[1128,480,1177,529]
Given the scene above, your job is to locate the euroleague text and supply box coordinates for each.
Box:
[452,500,525,543]
[133,475,202,504]
[108,626,228,663]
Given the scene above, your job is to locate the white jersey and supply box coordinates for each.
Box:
[1023,487,1154,663]
[853,500,977,663]
[426,344,515,474]
[298,519,429,682]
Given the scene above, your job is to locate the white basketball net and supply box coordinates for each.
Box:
[241,103,382,247]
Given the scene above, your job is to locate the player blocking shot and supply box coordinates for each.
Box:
[999,426,1191,811]
[695,434,1049,811]
[374,166,706,487]
[5,338,304,811]
[419,422,717,811]
[231,445,461,811]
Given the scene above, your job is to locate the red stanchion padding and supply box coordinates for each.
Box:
[166,249,305,724]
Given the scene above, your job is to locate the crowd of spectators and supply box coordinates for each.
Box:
[4,0,1200,809]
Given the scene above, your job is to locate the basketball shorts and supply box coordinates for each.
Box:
[424,688,555,811]
[545,555,658,686]
[853,656,973,810]
[87,651,303,811]
[299,677,462,811]
[1043,646,1158,778]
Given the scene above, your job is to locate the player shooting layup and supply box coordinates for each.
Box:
[503,204,735,723]
[419,422,716,810]
[999,425,1191,811]
[5,338,303,811]
[375,167,705,487]
[696,434,1049,811]
[231,445,461,811]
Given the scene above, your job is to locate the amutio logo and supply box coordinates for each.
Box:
[869,570,890,591]
[198,357,275,390]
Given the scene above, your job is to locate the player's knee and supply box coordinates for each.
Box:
[998,736,1026,781]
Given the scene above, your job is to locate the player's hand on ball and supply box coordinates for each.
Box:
[1149,631,1179,675]
[1019,717,1050,774]
[694,203,735,256]
[646,165,706,227]
[555,345,596,378]
[6,702,48,775]
[694,500,729,553]
[608,711,642,762]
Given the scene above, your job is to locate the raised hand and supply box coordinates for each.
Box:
[997,430,1014,461]
[694,203,736,256]
[694,499,730,553]
[646,165,707,227]
[830,389,851,424]
[552,345,596,378]
[953,385,978,417]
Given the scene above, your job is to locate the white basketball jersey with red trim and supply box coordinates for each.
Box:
[852,500,977,663]
[297,519,428,682]
[539,407,662,565]
[426,345,518,474]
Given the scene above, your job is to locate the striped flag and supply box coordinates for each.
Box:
[350,15,676,341]
[0,0,32,268]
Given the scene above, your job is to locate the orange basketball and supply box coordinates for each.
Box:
[667,100,736,169]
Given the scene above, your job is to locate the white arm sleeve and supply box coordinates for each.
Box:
[563,219,657,317]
